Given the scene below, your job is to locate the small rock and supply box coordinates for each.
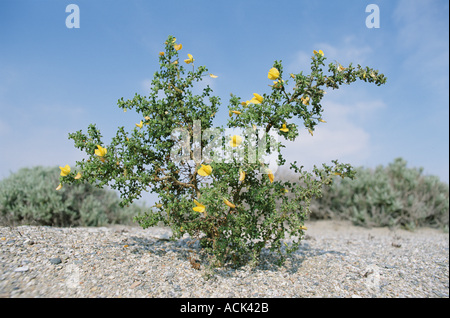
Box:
[49,258,62,265]
[173,284,182,292]
[14,266,29,272]
[23,239,35,245]
[152,233,171,241]
[130,281,142,289]
[164,271,175,281]
[149,227,172,241]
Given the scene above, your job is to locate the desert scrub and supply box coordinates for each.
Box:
[0,166,142,227]
[305,158,449,230]
[60,35,386,267]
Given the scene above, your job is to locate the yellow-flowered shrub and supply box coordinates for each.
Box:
[61,35,387,267]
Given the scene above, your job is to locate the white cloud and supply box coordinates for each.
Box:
[315,39,373,65]
[288,51,311,73]
[393,0,449,92]
[281,39,386,175]
[276,98,386,175]
[288,37,373,74]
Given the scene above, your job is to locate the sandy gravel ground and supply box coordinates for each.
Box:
[1,220,448,298]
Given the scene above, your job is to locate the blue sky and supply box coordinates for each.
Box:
[0,0,448,205]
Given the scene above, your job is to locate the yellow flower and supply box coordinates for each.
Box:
[144,116,151,120]
[241,101,250,107]
[268,67,280,80]
[229,135,243,147]
[165,37,177,44]
[197,164,212,177]
[193,200,206,213]
[290,73,295,79]
[172,60,178,65]
[300,95,310,105]
[254,93,263,103]
[174,43,182,51]
[59,165,71,177]
[184,54,194,64]
[223,199,236,209]
[308,129,314,136]
[239,170,246,182]
[313,49,324,56]
[159,52,164,56]
[280,123,289,133]
[300,225,308,230]
[136,120,143,129]
[318,118,327,123]
[74,172,82,180]
[272,79,284,88]
[95,145,107,157]
[209,74,218,78]
[267,169,274,183]
[249,93,263,104]
[55,183,63,191]
[231,110,241,115]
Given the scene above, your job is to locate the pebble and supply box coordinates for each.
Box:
[0,221,448,298]
[49,258,62,265]
[14,266,29,272]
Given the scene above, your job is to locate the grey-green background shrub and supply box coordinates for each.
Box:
[281,158,448,231]
[0,166,144,227]
[2,159,448,230]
